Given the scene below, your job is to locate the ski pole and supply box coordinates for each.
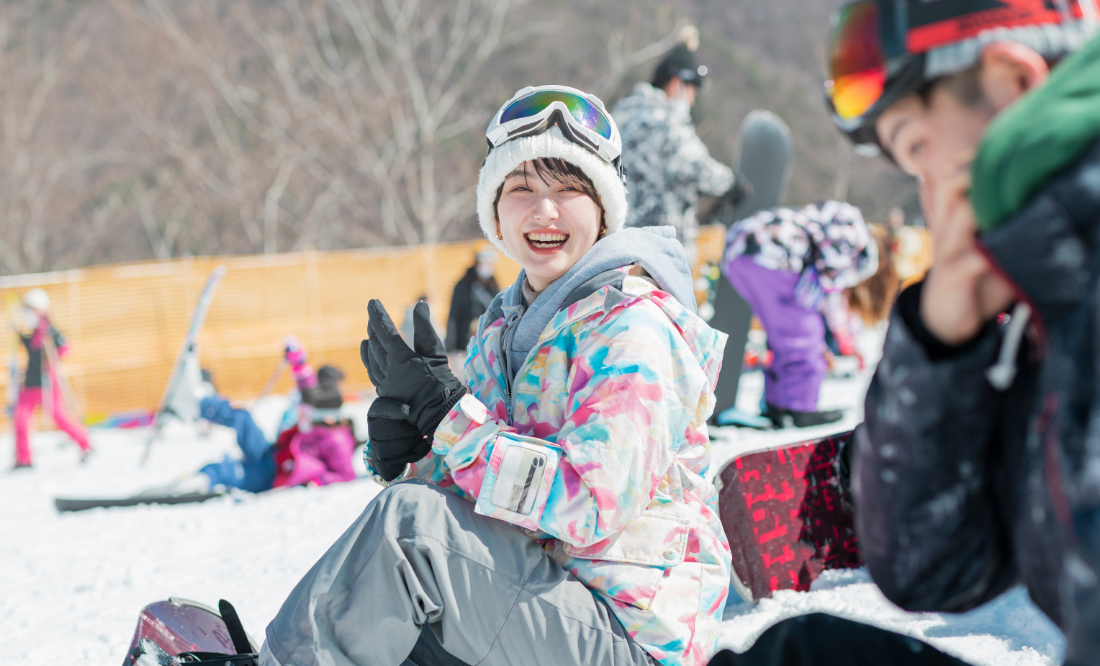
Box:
[42,330,84,424]
[256,357,288,401]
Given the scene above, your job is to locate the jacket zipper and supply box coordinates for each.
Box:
[481,313,550,428]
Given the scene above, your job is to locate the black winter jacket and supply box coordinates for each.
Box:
[859,141,1100,666]
[445,267,498,353]
[21,325,64,388]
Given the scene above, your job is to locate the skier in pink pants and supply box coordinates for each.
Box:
[12,288,91,469]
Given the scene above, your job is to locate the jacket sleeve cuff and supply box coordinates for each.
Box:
[434,394,492,469]
[896,281,997,362]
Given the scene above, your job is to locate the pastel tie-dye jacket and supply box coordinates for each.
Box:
[373,268,731,666]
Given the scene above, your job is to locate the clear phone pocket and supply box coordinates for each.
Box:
[476,436,560,530]
[490,446,547,515]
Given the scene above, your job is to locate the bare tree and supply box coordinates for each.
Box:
[595,23,693,98]
[0,5,130,274]
[106,0,554,264]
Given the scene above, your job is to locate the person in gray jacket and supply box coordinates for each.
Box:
[613,26,743,266]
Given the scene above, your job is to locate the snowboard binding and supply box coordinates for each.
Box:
[123,598,259,666]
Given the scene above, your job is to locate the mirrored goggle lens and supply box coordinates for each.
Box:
[826,2,886,121]
[499,91,613,140]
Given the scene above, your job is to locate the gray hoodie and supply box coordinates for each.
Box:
[488,226,696,393]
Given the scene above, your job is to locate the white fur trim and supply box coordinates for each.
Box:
[477,126,628,257]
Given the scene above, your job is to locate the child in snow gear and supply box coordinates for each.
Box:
[722,201,878,427]
[823,2,1100,665]
[165,337,357,494]
[613,26,746,265]
[262,85,731,666]
[12,288,91,468]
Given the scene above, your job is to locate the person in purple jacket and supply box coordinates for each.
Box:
[159,336,359,495]
[722,200,878,428]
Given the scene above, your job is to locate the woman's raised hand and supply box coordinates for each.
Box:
[361,299,466,437]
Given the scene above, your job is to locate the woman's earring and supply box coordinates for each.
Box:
[496,231,503,240]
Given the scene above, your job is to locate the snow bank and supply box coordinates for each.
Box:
[0,358,1066,665]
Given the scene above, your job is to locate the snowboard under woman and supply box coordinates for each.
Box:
[260,86,731,666]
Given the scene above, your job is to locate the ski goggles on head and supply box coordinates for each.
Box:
[678,65,709,87]
[825,0,925,148]
[826,0,1099,149]
[486,86,622,164]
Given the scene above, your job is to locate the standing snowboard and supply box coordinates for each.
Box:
[142,266,227,465]
[717,430,859,603]
[706,110,793,421]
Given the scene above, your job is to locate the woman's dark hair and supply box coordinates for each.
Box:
[493,157,607,234]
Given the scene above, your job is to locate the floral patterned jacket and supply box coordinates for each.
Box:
[373,267,731,666]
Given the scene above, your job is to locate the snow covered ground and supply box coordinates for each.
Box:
[0,332,1066,665]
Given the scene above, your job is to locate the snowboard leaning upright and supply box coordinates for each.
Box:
[141,266,227,465]
[717,430,860,603]
[707,110,793,418]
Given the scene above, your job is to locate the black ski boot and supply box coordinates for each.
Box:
[764,403,844,428]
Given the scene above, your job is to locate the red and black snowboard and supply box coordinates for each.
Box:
[717,430,860,602]
[122,598,258,665]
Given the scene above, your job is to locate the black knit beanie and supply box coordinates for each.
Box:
[651,26,706,90]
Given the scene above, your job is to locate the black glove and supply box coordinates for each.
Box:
[725,174,752,208]
[361,299,467,437]
[367,399,431,482]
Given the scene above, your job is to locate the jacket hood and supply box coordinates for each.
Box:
[490,226,697,385]
[972,32,1100,232]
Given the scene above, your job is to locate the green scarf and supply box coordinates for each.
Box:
[971,31,1100,232]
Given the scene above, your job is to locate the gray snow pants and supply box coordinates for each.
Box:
[261,481,656,666]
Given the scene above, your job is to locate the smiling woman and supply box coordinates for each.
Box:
[261,86,731,666]
[494,157,606,290]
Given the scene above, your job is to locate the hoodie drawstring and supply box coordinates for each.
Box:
[986,302,1032,391]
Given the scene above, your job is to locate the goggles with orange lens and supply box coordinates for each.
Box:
[825,0,925,149]
[827,2,885,122]
[825,0,1097,150]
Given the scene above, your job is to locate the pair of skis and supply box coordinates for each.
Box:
[140,266,227,466]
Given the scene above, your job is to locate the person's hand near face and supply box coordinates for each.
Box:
[496,161,603,291]
[917,161,1016,345]
[874,56,1026,346]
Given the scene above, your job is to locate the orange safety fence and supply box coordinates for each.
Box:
[0,224,928,431]
[0,241,524,429]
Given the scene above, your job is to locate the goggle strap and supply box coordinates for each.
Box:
[482,129,628,186]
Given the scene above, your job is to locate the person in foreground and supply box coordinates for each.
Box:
[764,1,1097,665]
[260,85,731,666]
